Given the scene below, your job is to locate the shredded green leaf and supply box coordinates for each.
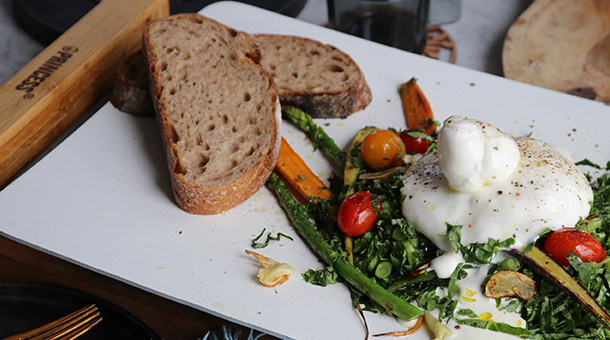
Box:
[284,108,610,339]
[302,266,342,286]
[508,162,610,339]
[251,228,294,249]
[455,317,532,338]
[443,223,462,254]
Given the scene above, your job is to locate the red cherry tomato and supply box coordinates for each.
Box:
[543,227,606,267]
[361,129,405,170]
[399,129,430,154]
[337,191,382,237]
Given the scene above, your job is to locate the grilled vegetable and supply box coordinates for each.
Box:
[245,249,295,287]
[343,127,377,262]
[282,106,346,167]
[424,310,453,339]
[399,128,432,154]
[344,126,378,188]
[373,315,424,337]
[543,227,606,267]
[337,191,381,237]
[275,137,333,202]
[399,78,436,135]
[484,270,537,301]
[266,173,424,321]
[510,245,610,330]
[361,129,405,170]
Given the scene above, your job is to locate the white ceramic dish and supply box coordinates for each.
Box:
[1,2,609,339]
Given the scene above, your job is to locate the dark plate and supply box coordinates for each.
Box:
[0,281,160,340]
[12,0,308,45]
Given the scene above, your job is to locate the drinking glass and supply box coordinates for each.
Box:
[327,0,461,53]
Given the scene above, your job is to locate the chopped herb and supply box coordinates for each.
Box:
[302,266,342,286]
[455,317,531,338]
[444,223,462,254]
[251,228,294,249]
[576,159,610,171]
[271,107,610,339]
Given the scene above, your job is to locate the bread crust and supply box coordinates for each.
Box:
[143,13,280,215]
[110,50,153,116]
[277,77,372,118]
[112,33,371,119]
[252,34,372,118]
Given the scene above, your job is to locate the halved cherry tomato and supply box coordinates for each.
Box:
[361,129,405,170]
[337,191,381,237]
[399,129,430,154]
[543,227,606,267]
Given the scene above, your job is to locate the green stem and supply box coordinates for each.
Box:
[266,173,423,321]
[282,106,347,167]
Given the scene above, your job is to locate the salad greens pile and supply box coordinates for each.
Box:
[268,106,610,339]
[515,164,610,340]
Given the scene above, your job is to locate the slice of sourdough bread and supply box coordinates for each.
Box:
[143,13,281,215]
[109,50,152,116]
[250,34,372,118]
[112,34,371,118]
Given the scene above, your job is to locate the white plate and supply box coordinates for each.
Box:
[1,2,608,339]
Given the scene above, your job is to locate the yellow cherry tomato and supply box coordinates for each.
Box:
[361,129,405,170]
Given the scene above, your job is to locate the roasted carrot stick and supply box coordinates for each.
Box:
[372,315,424,337]
[275,137,333,202]
[400,78,436,135]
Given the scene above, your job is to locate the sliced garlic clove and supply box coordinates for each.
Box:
[246,249,295,287]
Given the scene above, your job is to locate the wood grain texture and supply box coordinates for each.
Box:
[0,0,170,190]
[502,0,610,103]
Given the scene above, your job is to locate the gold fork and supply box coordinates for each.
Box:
[2,304,102,340]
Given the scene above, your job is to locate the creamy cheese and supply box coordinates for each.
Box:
[438,116,520,193]
[401,116,593,278]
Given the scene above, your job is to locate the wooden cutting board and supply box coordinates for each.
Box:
[502,0,610,104]
[0,0,169,190]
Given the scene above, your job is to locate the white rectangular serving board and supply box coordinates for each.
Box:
[1,2,609,339]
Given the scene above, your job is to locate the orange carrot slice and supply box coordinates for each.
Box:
[275,137,332,202]
[400,78,436,135]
